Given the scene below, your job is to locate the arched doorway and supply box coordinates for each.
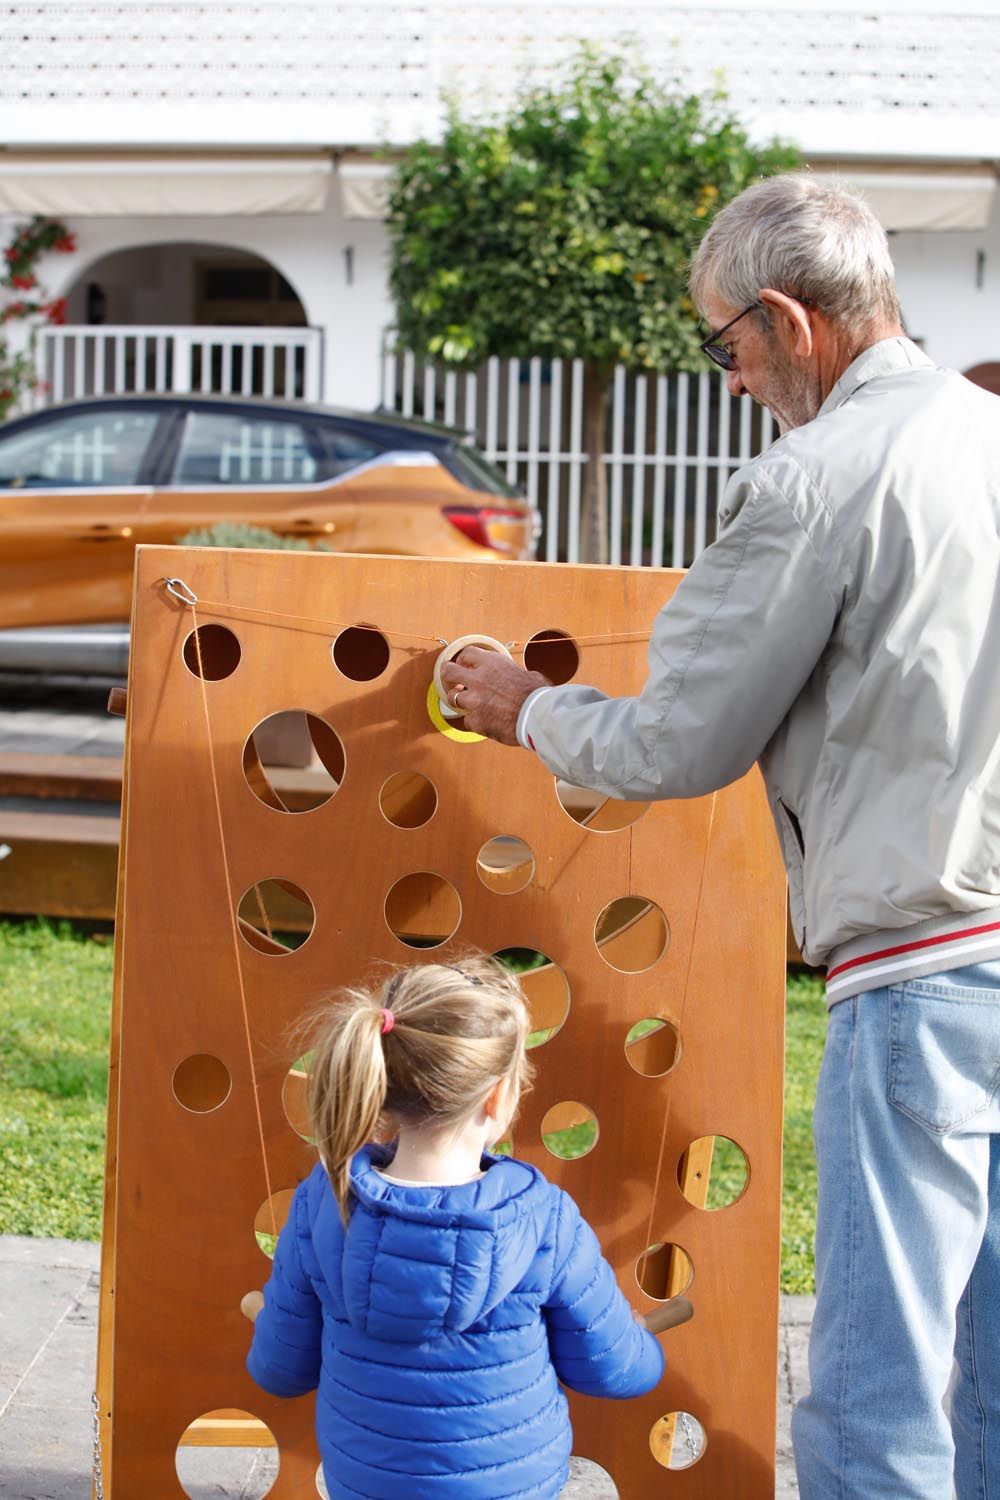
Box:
[964,362,1000,396]
[40,243,321,404]
[65,242,308,330]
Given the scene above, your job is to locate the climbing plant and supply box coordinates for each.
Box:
[0,216,77,419]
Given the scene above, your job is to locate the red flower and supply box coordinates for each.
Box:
[4,247,19,262]
[52,233,77,254]
[45,297,67,325]
[11,273,35,290]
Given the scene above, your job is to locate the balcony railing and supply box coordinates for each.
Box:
[32,324,324,407]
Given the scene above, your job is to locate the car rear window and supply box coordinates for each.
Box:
[0,409,158,487]
[438,442,521,499]
[322,430,384,478]
[173,412,320,485]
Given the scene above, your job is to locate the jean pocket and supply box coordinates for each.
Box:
[886,982,1000,1135]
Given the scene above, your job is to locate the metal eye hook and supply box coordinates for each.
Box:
[163,577,199,607]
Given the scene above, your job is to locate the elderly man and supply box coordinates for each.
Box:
[441,173,1000,1499]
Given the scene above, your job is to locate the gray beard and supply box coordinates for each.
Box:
[766,364,822,434]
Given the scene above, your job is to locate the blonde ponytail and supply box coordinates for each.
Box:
[307,998,389,1221]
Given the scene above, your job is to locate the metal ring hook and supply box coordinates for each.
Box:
[163,577,199,607]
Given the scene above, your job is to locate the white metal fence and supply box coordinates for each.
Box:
[33,324,324,407]
[382,347,775,566]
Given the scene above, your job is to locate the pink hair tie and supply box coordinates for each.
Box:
[380,1008,396,1035]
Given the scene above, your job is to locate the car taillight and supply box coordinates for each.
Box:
[441,505,527,553]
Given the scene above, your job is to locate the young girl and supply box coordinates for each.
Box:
[247,956,664,1499]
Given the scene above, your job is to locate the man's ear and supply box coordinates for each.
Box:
[760,288,814,358]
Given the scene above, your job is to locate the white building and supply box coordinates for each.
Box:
[2,0,999,560]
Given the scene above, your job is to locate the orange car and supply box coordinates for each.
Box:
[0,394,539,634]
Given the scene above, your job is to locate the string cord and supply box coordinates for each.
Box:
[174,592,652,651]
[641,791,718,1271]
[190,606,277,1238]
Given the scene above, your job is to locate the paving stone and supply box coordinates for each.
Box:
[0,1263,95,1378]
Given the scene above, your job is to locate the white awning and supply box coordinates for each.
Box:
[810,164,997,232]
[0,154,333,216]
[338,160,396,220]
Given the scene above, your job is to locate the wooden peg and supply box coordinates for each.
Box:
[642,1296,694,1335]
[107,686,128,717]
[240,1289,265,1324]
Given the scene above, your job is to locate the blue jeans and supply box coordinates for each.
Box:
[792,963,1000,1499]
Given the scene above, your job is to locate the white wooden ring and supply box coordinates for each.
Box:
[433,634,513,718]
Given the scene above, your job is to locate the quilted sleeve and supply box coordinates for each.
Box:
[543,1190,664,1398]
[246,1179,323,1398]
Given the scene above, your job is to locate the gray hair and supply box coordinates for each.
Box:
[689,172,900,336]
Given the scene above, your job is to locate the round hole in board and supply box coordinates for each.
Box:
[182,623,241,680]
[243,712,345,812]
[555,778,649,833]
[564,1458,617,1496]
[523,628,579,684]
[172,1054,231,1114]
[237,879,315,954]
[493,948,570,1048]
[595,896,669,973]
[332,623,390,681]
[176,1410,278,1497]
[384,871,461,949]
[677,1135,749,1210]
[649,1411,707,1470]
[281,1054,314,1141]
[477,836,535,895]
[254,1187,296,1259]
[624,1017,681,1077]
[541,1100,598,1160]
[379,770,438,829]
[634,1241,694,1300]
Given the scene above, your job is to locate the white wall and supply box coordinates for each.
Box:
[32,192,393,410]
[879,194,1000,374]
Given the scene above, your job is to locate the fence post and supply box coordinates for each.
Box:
[172,333,193,395]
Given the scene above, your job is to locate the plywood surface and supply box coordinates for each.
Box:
[98,546,786,1498]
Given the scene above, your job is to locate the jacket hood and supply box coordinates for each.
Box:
[334,1145,553,1344]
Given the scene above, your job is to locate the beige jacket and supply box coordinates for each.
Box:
[518,339,1000,983]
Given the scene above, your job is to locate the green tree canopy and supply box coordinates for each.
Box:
[388,49,798,560]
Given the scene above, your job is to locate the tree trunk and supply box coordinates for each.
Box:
[580,363,609,565]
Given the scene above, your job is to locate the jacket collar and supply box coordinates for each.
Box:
[819,336,933,418]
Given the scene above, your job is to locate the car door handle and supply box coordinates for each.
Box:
[75,525,134,541]
[277,519,336,536]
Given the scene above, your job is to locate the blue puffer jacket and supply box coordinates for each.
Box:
[248,1146,664,1499]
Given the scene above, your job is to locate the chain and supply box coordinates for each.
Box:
[678,1410,702,1464]
[91,1390,105,1499]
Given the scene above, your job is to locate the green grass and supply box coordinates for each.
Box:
[0,917,114,1240]
[0,917,828,1292]
[782,972,827,1292]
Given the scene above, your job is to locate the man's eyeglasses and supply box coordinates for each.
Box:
[699,302,762,372]
[699,295,815,371]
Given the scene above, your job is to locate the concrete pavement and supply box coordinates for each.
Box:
[0,1234,810,1499]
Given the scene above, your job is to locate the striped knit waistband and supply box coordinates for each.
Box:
[825,904,1000,1007]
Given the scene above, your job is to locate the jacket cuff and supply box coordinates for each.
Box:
[516,685,555,750]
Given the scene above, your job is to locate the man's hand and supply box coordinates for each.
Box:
[439,647,549,746]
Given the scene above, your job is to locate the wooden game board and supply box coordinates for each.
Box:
[95,546,786,1498]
